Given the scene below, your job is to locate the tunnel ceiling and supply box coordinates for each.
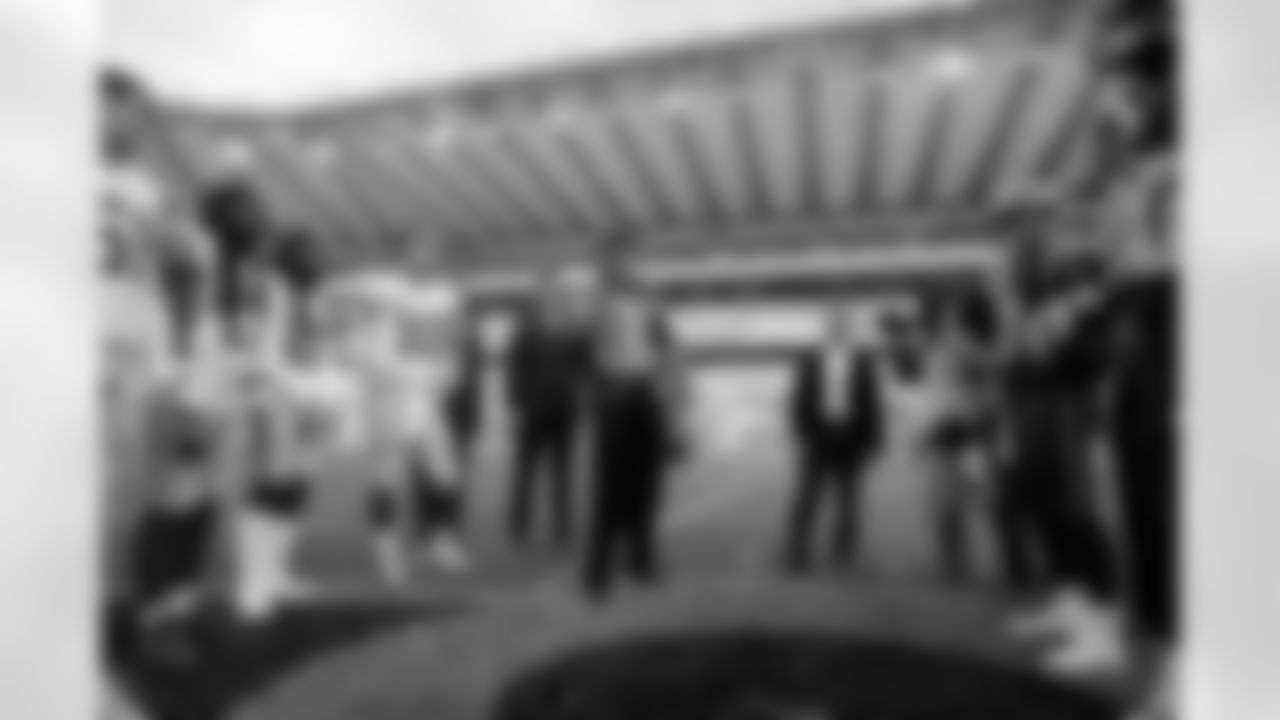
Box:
[157,0,1103,276]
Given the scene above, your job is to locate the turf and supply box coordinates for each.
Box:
[107,378,1134,720]
[494,631,1117,720]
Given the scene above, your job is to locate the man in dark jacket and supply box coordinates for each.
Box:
[446,303,486,465]
[583,276,681,600]
[784,305,883,571]
[505,273,595,548]
[1002,156,1177,685]
[1001,254,1123,660]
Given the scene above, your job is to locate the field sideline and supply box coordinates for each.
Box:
[105,372,1130,720]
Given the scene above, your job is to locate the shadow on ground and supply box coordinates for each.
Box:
[491,629,1122,720]
[118,600,468,720]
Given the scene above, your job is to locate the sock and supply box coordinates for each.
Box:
[233,511,299,619]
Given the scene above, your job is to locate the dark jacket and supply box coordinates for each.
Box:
[1001,276,1172,499]
[447,332,485,447]
[790,347,883,461]
[506,309,594,422]
[1033,273,1178,435]
[1099,272,1178,445]
[592,308,684,465]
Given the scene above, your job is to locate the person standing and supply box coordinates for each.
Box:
[107,315,230,684]
[227,279,306,620]
[101,68,213,358]
[356,277,472,584]
[447,302,486,472]
[357,312,419,588]
[583,271,681,600]
[223,224,357,621]
[201,179,275,327]
[1111,245,1177,720]
[987,198,1073,596]
[784,304,883,572]
[401,282,472,575]
[101,68,228,673]
[1099,7,1179,692]
[1002,245,1130,676]
[990,321,1052,595]
[505,273,595,548]
[919,289,1002,585]
[1091,153,1178,714]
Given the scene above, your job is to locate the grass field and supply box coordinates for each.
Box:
[106,370,1136,720]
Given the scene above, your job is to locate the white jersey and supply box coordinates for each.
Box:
[102,163,165,274]
[362,355,458,486]
[248,357,355,477]
[320,274,463,483]
[161,342,232,416]
[100,157,218,413]
[102,160,214,279]
[104,327,233,514]
[102,276,170,408]
[104,287,228,451]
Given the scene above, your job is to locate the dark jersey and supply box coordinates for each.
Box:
[1110,273,1179,439]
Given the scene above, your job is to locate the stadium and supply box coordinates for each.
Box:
[101,0,1178,719]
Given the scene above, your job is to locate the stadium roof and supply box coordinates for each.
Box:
[138,0,1105,279]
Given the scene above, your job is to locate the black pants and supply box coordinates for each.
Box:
[999,478,1115,600]
[786,448,870,570]
[931,419,991,583]
[584,380,667,598]
[109,500,223,720]
[447,383,479,466]
[510,407,578,546]
[246,474,310,520]
[368,456,461,538]
[411,453,461,538]
[1114,426,1178,642]
[104,601,225,720]
[994,471,1050,593]
[130,499,219,612]
[998,409,1116,600]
